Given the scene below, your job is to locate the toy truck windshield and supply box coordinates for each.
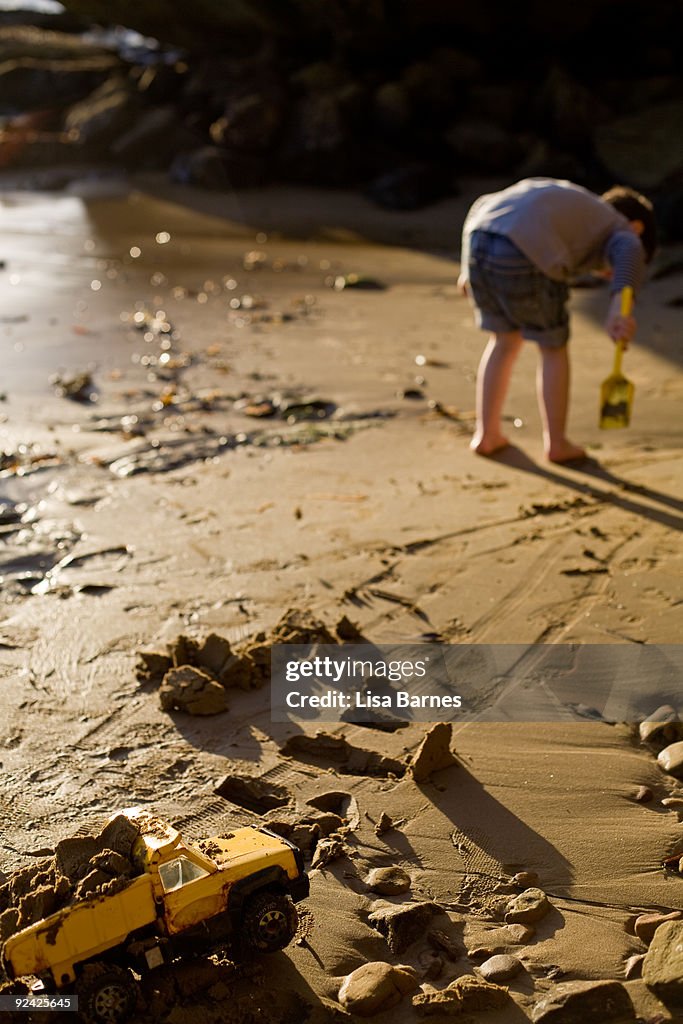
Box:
[158,856,211,893]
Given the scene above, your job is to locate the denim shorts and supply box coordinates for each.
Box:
[467,230,569,348]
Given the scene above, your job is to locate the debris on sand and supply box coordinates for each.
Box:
[0,814,140,945]
[214,774,291,814]
[49,370,96,402]
[139,610,363,717]
[281,731,405,778]
[409,722,458,781]
[331,273,388,291]
[337,962,418,1016]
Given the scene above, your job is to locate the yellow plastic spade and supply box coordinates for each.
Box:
[599,286,634,429]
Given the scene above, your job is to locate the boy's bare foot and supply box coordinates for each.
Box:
[547,440,587,464]
[470,433,510,456]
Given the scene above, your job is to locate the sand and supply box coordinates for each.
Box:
[0,175,681,1022]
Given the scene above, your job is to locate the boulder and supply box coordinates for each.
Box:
[338,962,419,1017]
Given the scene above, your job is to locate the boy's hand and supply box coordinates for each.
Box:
[605,292,636,347]
[457,271,469,297]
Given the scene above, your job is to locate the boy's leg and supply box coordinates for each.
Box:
[471,330,523,455]
[536,345,586,462]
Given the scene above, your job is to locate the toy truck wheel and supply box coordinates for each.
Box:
[76,962,137,1024]
[242,891,298,953]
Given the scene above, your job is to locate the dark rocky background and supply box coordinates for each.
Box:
[1,0,682,238]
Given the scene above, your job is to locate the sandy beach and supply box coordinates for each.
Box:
[0,177,682,1023]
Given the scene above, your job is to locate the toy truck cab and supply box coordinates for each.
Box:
[2,809,309,1024]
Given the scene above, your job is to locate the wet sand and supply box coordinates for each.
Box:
[0,177,682,1022]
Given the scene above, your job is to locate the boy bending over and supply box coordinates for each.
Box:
[459,178,656,463]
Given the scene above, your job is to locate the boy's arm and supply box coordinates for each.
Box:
[604,230,645,346]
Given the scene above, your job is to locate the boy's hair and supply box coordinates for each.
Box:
[602,185,657,263]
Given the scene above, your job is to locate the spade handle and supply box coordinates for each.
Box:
[613,286,633,376]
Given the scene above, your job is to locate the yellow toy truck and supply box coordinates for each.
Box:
[2,808,309,1023]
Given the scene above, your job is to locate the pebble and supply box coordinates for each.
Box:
[642,920,683,1001]
[506,923,536,943]
[478,954,523,983]
[338,962,419,1016]
[657,741,683,778]
[632,784,654,803]
[531,979,635,1022]
[505,888,550,925]
[635,910,683,944]
[639,705,681,745]
[366,866,411,896]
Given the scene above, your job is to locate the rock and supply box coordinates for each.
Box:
[366,163,455,211]
[0,26,119,113]
[170,146,234,190]
[594,99,683,189]
[639,705,682,746]
[413,986,462,1016]
[657,741,683,778]
[445,118,521,172]
[642,919,683,1001]
[505,888,550,925]
[427,928,461,960]
[112,106,195,169]
[409,723,457,782]
[338,962,419,1017]
[368,901,442,954]
[449,974,509,1011]
[310,835,346,870]
[159,665,228,716]
[478,954,523,982]
[512,871,539,887]
[635,910,682,944]
[506,923,536,943]
[374,812,394,836]
[624,953,645,979]
[632,785,654,803]
[536,65,607,147]
[64,77,138,147]
[531,979,635,1022]
[366,867,411,896]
